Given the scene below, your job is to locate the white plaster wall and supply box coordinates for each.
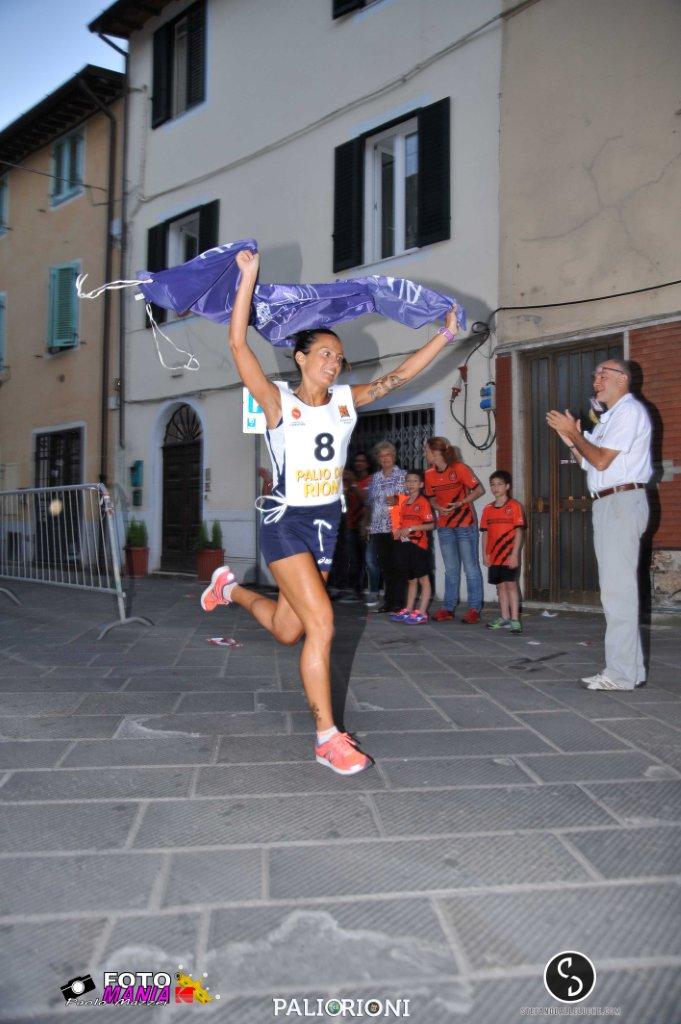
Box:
[123,0,503,590]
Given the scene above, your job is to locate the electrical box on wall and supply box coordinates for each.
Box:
[480,384,496,411]
[129,461,143,508]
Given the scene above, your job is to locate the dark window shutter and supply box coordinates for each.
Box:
[416,97,450,247]
[186,1,206,109]
[147,222,168,324]
[152,23,172,128]
[199,199,220,253]
[332,0,365,18]
[333,138,364,273]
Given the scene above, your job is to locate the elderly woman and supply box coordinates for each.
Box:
[367,441,408,613]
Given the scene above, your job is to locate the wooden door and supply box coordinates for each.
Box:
[162,405,202,572]
[525,338,623,603]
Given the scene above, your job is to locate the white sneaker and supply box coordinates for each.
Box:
[364,593,379,607]
[581,672,628,690]
[581,671,605,686]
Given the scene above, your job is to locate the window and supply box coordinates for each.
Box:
[146,200,219,323]
[51,132,83,206]
[168,211,200,268]
[333,98,450,272]
[0,294,6,370]
[349,406,434,470]
[152,0,206,128]
[34,428,82,488]
[0,174,7,234]
[365,117,418,262]
[47,263,79,352]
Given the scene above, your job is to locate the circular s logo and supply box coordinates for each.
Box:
[544,950,596,1003]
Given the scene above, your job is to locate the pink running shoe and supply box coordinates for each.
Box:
[389,608,412,622]
[200,565,236,612]
[315,732,373,776]
[406,610,428,624]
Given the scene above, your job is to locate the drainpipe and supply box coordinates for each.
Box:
[78,75,117,486]
[96,36,129,457]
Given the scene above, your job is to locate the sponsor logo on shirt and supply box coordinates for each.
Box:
[338,405,351,420]
[291,407,302,420]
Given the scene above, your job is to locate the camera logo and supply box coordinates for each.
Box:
[61,974,96,1002]
[544,950,596,1003]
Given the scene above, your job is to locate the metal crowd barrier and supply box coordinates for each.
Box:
[0,483,152,639]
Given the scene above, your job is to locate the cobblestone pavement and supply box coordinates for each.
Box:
[0,579,679,1023]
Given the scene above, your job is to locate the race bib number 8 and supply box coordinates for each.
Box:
[314,433,335,462]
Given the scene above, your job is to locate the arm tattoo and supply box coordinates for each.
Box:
[367,373,406,401]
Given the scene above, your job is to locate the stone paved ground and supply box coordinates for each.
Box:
[0,579,680,1023]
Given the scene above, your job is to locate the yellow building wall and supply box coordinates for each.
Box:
[0,99,122,490]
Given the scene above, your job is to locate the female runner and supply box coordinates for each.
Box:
[201,249,459,774]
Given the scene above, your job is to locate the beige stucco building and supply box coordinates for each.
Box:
[496,0,681,606]
[0,67,124,495]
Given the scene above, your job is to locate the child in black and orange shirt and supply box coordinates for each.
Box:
[479,470,526,634]
[389,470,435,624]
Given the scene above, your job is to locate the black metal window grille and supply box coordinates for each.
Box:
[349,406,434,470]
[163,404,203,445]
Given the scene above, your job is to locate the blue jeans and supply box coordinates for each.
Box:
[436,525,483,611]
[364,535,381,593]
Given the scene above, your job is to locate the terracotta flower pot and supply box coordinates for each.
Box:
[125,546,149,578]
[196,548,225,581]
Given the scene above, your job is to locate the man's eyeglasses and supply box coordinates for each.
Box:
[591,367,628,381]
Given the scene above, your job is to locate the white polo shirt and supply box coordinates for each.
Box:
[582,392,652,493]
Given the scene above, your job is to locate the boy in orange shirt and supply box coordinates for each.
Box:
[479,470,526,634]
[389,470,435,624]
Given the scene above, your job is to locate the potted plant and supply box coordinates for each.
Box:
[125,517,149,578]
[196,519,225,581]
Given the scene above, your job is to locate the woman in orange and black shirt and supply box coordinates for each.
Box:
[424,436,485,623]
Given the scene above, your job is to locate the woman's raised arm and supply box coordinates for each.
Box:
[352,306,459,409]
[229,250,281,423]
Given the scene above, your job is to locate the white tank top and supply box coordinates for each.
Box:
[264,382,357,507]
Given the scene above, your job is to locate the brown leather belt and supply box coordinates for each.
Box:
[591,482,645,501]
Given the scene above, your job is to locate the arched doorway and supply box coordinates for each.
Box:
[161,404,202,572]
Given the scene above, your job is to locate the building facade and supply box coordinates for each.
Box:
[496,0,681,607]
[89,0,504,587]
[0,67,124,497]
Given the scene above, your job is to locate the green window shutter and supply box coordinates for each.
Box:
[48,265,78,350]
[51,140,63,201]
[0,294,6,369]
[0,175,7,231]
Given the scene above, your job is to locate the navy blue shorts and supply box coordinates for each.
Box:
[260,501,342,570]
